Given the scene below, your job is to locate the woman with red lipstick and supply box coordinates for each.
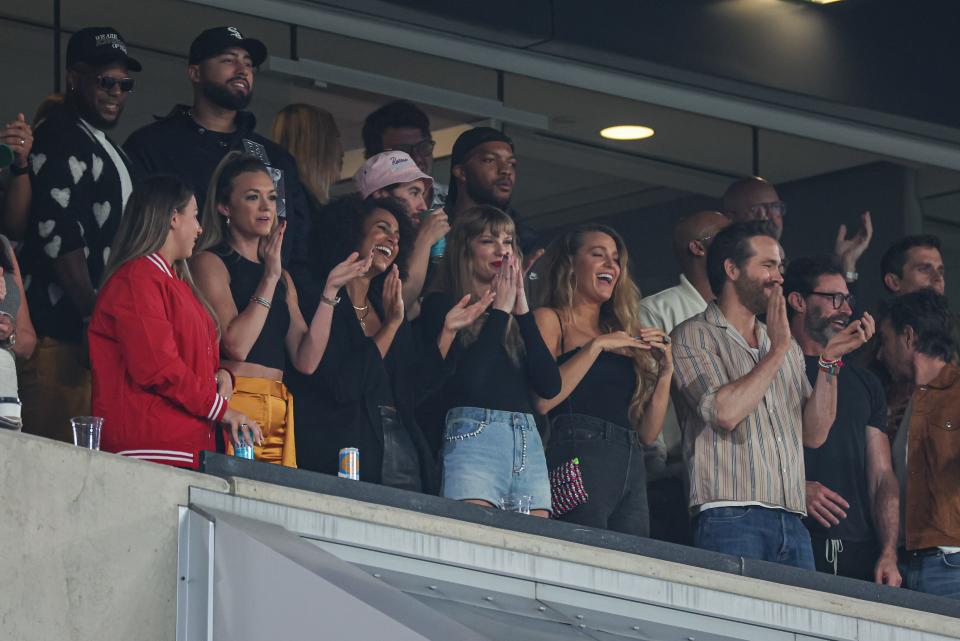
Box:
[90,175,261,468]
[287,194,488,490]
[418,206,562,516]
[532,224,673,536]
[192,153,369,467]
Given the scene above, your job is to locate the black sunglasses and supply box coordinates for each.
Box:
[95,75,135,93]
[386,138,436,158]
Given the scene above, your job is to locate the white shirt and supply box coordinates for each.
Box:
[79,119,133,210]
[639,274,709,472]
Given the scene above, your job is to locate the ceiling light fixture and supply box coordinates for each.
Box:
[802,0,843,4]
[600,125,655,141]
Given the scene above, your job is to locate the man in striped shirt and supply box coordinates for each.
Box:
[671,221,874,569]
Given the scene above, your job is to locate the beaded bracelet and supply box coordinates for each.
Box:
[817,354,843,378]
[250,295,271,310]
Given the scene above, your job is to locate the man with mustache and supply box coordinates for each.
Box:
[783,256,900,586]
[671,221,872,568]
[19,27,140,441]
[447,127,542,266]
[124,27,309,266]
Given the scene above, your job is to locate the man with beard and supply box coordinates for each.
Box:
[877,290,960,599]
[124,27,309,265]
[671,221,872,568]
[447,127,542,264]
[19,27,140,442]
[783,256,900,585]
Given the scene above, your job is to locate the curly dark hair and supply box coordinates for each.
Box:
[877,289,955,361]
[361,100,430,159]
[313,193,414,282]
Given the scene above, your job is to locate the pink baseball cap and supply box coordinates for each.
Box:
[354,151,434,199]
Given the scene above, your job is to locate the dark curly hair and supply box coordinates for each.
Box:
[877,289,956,362]
[313,193,414,282]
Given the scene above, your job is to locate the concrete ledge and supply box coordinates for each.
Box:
[0,431,229,641]
[201,453,960,636]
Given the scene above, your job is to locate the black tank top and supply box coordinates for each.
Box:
[547,311,636,430]
[213,243,289,370]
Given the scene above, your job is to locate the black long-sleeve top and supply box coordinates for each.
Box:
[417,292,562,418]
[286,275,451,491]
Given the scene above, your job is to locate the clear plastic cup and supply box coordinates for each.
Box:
[499,495,532,514]
[71,416,103,450]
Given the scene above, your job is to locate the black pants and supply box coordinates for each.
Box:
[809,533,879,582]
[545,414,649,537]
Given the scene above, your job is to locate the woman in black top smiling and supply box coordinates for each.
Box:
[532,224,672,536]
[288,194,489,490]
[418,206,561,516]
[192,153,369,467]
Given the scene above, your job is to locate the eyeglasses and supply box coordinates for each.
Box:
[95,75,135,93]
[809,291,856,309]
[748,200,787,218]
[386,138,435,158]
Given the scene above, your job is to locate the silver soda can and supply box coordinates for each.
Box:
[338,447,360,480]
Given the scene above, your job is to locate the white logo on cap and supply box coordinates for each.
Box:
[227,27,243,39]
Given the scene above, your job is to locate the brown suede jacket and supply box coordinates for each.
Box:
[905,362,960,550]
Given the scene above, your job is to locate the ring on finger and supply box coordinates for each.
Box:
[19,139,25,146]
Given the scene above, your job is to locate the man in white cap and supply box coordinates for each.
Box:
[355,150,449,319]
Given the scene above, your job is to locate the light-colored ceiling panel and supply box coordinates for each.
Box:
[758,130,881,184]
[503,74,754,177]
[296,26,499,102]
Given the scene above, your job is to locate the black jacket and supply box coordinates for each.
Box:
[286,273,451,492]
[123,105,310,267]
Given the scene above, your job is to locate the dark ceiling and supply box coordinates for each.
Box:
[313,0,960,132]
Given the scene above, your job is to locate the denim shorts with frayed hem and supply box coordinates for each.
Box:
[440,406,552,513]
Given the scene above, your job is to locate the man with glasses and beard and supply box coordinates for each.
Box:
[124,27,309,266]
[783,256,900,586]
[671,222,872,568]
[19,27,140,442]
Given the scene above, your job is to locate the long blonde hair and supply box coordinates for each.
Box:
[272,103,342,205]
[196,152,273,253]
[431,206,524,365]
[102,175,219,335]
[535,224,658,428]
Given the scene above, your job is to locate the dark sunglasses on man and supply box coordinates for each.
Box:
[95,75,135,93]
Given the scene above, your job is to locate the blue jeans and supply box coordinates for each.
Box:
[899,551,960,599]
[694,506,815,570]
[441,407,552,512]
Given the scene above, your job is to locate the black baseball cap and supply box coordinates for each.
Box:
[66,27,142,72]
[450,127,514,167]
[189,27,267,66]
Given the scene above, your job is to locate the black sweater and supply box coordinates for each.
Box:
[286,277,450,491]
[417,292,561,419]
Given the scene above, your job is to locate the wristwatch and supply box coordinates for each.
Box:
[8,164,29,177]
[321,293,341,307]
[1,331,16,350]
[844,270,859,283]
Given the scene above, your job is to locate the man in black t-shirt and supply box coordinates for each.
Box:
[124,27,309,267]
[784,256,901,586]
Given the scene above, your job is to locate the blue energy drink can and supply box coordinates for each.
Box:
[235,443,255,460]
[421,209,446,259]
[338,447,360,480]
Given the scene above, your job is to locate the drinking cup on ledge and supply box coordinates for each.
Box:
[71,416,103,450]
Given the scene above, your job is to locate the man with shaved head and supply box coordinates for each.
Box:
[639,210,730,543]
[723,176,872,284]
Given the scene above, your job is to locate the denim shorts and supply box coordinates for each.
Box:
[440,406,552,513]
